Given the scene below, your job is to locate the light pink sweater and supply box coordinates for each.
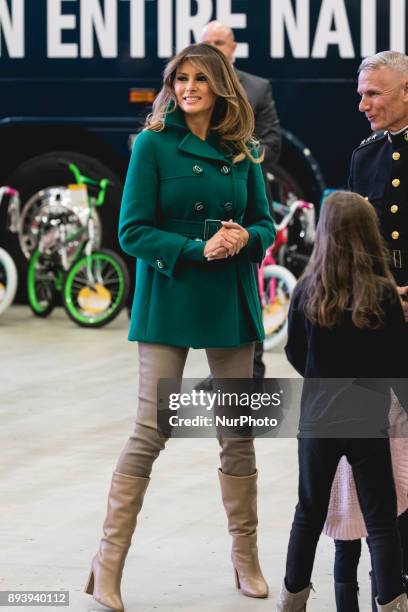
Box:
[323,392,408,540]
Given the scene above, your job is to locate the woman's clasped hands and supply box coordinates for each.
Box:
[204,220,249,261]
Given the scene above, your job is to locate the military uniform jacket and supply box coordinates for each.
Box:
[349,127,408,284]
[119,107,276,348]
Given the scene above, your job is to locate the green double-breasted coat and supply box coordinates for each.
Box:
[119,108,276,348]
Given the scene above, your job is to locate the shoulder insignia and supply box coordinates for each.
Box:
[357,131,386,149]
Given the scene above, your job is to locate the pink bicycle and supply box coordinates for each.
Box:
[258,199,315,350]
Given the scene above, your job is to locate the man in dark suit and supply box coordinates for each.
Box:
[201,20,281,167]
[200,20,281,380]
[350,50,408,320]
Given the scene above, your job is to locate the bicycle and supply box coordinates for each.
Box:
[0,187,21,316]
[259,199,316,350]
[17,166,102,260]
[26,163,129,327]
[272,196,316,278]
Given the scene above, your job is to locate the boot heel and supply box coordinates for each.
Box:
[234,568,241,590]
[84,570,94,595]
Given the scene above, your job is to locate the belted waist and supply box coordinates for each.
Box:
[389,248,408,270]
[161,217,223,240]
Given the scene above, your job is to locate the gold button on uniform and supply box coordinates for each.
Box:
[392,178,400,188]
[392,231,399,240]
[392,152,401,161]
[391,205,399,213]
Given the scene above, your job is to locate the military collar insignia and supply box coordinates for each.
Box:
[357,131,386,149]
[386,125,408,147]
[359,131,384,146]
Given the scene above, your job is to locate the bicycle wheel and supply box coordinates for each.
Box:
[261,264,297,351]
[63,248,129,328]
[27,249,58,317]
[18,187,103,259]
[0,248,18,316]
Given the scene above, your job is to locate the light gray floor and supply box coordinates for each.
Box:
[1,307,371,611]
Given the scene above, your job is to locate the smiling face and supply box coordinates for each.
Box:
[174,60,217,120]
[358,66,408,132]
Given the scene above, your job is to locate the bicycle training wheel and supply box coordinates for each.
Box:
[62,248,129,328]
[0,248,18,316]
[262,264,297,351]
[27,249,58,317]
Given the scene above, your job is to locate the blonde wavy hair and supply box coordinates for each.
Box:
[145,43,260,163]
[299,191,397,329]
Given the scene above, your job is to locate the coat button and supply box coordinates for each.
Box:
[223,202,233,212]
[192,164,203,175]
[392,178,400,188]
[392,231,399,240]
[220,165,231,175]
[390,205,399,213]
[156,259,165,269]
[392,152,401,161]
[194,202,205,213]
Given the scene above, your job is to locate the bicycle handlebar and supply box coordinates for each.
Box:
[0,186,19,204]
[273,199,314,232]
[57,160,111,206]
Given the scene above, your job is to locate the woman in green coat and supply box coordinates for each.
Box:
[85,43,275,612]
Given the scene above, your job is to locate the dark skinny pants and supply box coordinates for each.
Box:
[334,508,408,583]
[285,438,403,605]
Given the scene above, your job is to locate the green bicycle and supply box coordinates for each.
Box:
[27,162,129,327]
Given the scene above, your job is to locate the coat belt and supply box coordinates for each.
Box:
[160,217,227,240]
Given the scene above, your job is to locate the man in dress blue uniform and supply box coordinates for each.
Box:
[350,51,408,319]
[200,21,281,381]
[349,50,408,610]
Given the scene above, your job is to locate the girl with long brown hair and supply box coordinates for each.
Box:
[277,191,408,611]
[85,43,275,611]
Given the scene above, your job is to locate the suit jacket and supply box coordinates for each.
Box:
[235,68,281,166]
[119,106,276,348]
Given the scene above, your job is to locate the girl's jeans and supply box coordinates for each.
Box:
[285,438,403,605]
